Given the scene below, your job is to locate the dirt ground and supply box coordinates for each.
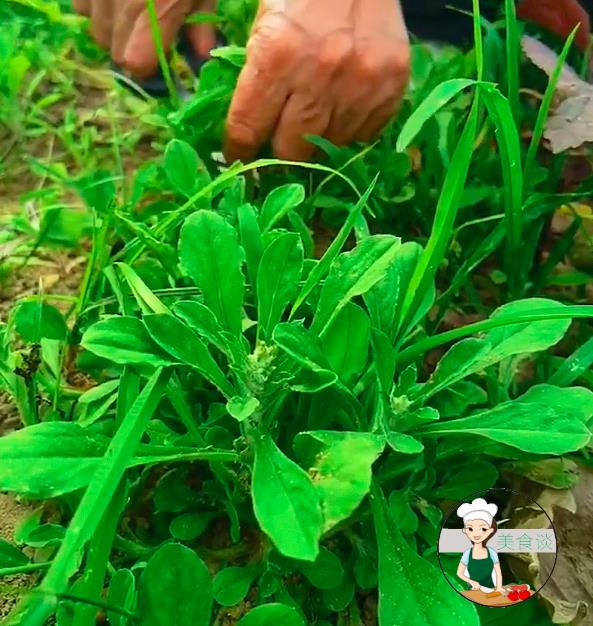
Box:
[0,494,37,621]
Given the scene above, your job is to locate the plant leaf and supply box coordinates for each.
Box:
[144,314,234,396]
[238,203,264,295]
[293,431,385,532]
[290,178,377,318]
[371,482,479,626]
[321,303,370,385]
[14,301,67,342]
[213,566,257,607]
[138,543,212,626]
[164,139,209,198]
[417,298,572,400]
[236,603,305,626]
[257,232,303,340]
[397,78,477,152]
[0,540,28,568]
[312,235,401,336]
[259,184,305,232]
[179,211,245,337]
[81,316,171,366]
[419,387,592,454]
[252,435,322,561]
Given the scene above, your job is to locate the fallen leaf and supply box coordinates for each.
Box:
[522,35,589,98]
[522,35,593,153]
[545,95,593,153]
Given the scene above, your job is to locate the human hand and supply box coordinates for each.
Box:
[518,0,590,51]
[73,0,216,78]
[468,580,481,591]
[224,0,410,163]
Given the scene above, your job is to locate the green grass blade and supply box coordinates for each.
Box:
[396,79,477,152]
[472,0,484,81]
[398,305,593,367]
[289,176,378,319]
[504,0,521,125]
[524,28,578,190]
[117,262,170,315]
[548,336,593,387]
[397,101,479,338]
[480,85,523,294]
[8,368,170,626]
[146,0,178,106]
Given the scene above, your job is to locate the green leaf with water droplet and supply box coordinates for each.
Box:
[371,482,479,626]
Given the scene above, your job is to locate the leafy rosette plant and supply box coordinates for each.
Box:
[2,140,592,625]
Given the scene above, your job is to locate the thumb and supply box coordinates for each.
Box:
[186,0,217,59]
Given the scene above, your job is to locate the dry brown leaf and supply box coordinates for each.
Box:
[507,468,593,626]
[522,35,590,98]
[545,95,593,153]
[522,35,593,154]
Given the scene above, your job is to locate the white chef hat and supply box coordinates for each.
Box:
[457,498,498,526]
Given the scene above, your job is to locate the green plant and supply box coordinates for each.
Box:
[2,2,593,626]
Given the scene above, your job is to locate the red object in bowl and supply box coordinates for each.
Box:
[508,591,520,602]
[518,590,531,600]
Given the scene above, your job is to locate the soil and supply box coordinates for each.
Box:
[0,495,37,620]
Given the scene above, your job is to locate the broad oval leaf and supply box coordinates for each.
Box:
[371,484,479,626]
[273,322,333,373]
[364,241,431,342]
[259,184,305,232]
[236,603,305,626]
[81,316,171,366]
[212,566,257,607]
[418,298,573,400]
[312,235,401,336]
[144,314,234,397]
[179,211,245,337]
[252,435,323,561]
[164,139,209,198]
[419,387,592,454]
[138,543,212,626]
[0,422,110,497]
[107,569,136,626]
[14,301,67,342]
[169,512,213,541]
[257,232,303,340]
[298,547,344,590]
[386,431,424,455]
[0,539,28,568]
[321,302,370,385]
[293,431,385,532]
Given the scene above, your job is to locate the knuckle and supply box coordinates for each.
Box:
[355,48,383,80]
[318,30,353,72]
[249,17,299,66]
[225,115,258,149]
[388,44,411,79]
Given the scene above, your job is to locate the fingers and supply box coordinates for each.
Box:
[112,2,145,66]
[90,0,114,49]
[187,0,217,58]
[272,91,332,161]
[124,0,192,78]
[224,57,289,163]
[73,0,91,16]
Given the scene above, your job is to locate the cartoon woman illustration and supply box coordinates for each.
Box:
[456,498,504,594]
